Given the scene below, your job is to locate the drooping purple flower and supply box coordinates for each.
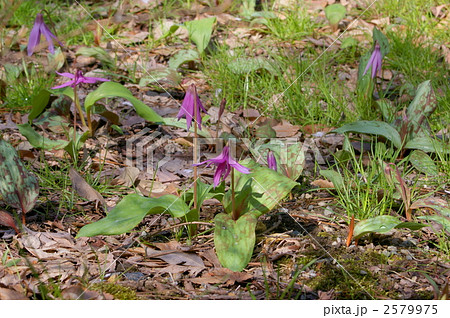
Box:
[51,70,110,89]
[194,146,250,187]
[363,42,382,79]
[177,84,208,131]
[27,13,62,56]
[267,150,277,171]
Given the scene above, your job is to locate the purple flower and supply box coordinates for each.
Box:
[267,150,277,171]
[51,70,110,89]
[363,42,382,79]
[27,13,62,56]
[177,84,208,130]
[194,146,250,187]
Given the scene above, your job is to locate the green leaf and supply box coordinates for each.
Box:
[325,4,346,25]
[214,212,258,272]
[353,215,425,240]
[418,215,450,234]
[0,139,39,214]
[333,120,402,149]
[227,57,279,75]
[17,123,70,150]
[341,37,358,49]
[76,193,190,237]
[168,49,200,70]
[184,17,216,54]
[319,169,344,191]
[76,47,115,69]
[404,136,450,153]
[372,27,390,58]
[405,80,437,140]
[411,197,450,217]
[248,139,305,181]
[28,89,51,122]
[138,68,181,86]
[223,160,297,217]
[161,117,211,137]
[84,82,164,123]
[409,150,438,176]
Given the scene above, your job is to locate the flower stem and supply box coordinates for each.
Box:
[73,86,87,128]
[231,168,238,221]
[192,92,199,236]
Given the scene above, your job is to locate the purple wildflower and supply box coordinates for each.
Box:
[363,42,382,79]
[267,150,277,171]
[51,70,110,89]
[194,146,250,187]
[177,84,208,130]
[27,13,62,56]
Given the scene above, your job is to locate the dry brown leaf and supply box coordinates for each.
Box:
[189,268,252,286]
[311,179,335,189]
[69,168,106,206]
[272,120,300,137]
[62,285,114,300]
[0,287,28,300]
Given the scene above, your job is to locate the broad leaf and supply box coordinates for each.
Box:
[168,49,199,70]
[372,27,390,58]
[411,197,450,217]
[409,150,438,176]
[325,4,346,25]
[223,160,297,217]
[418,215,450,234]
[405,80,437,140]
[353,215,426,240]
[161,117,211,137]
[0,139,39,214]
[320,169,344,191]
[84,82,164,123]
[17,123,70,150]
[214,212,258,272]
[228,57,279,75]
[184,17,216,54]
[28,89,51,122]
[333,120,402,149]
[76,193,190,237]
[76,47,115,69]
[404,136,450,153]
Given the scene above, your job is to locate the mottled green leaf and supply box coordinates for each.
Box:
[411,197,450,217]
[418,215,450,234]
[325,4,346,25]
[76,193,190,237]
[223,159,297,217]
[409,150,438,176]
[404,136,450,153]
[405,81,437,140]
[0,139,39,214]
[248,139,305,181]
[17,123,70,150]
[333,120,402,149]
[84,82,164,124]
[214,212,258,272]
[228,57,279,75]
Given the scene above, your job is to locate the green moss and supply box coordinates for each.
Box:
[91,283,139,300]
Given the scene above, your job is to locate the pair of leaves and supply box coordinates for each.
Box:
[217,159,297,271]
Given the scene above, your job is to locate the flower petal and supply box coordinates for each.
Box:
[51,81,74,89]
[27,15,43,56]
